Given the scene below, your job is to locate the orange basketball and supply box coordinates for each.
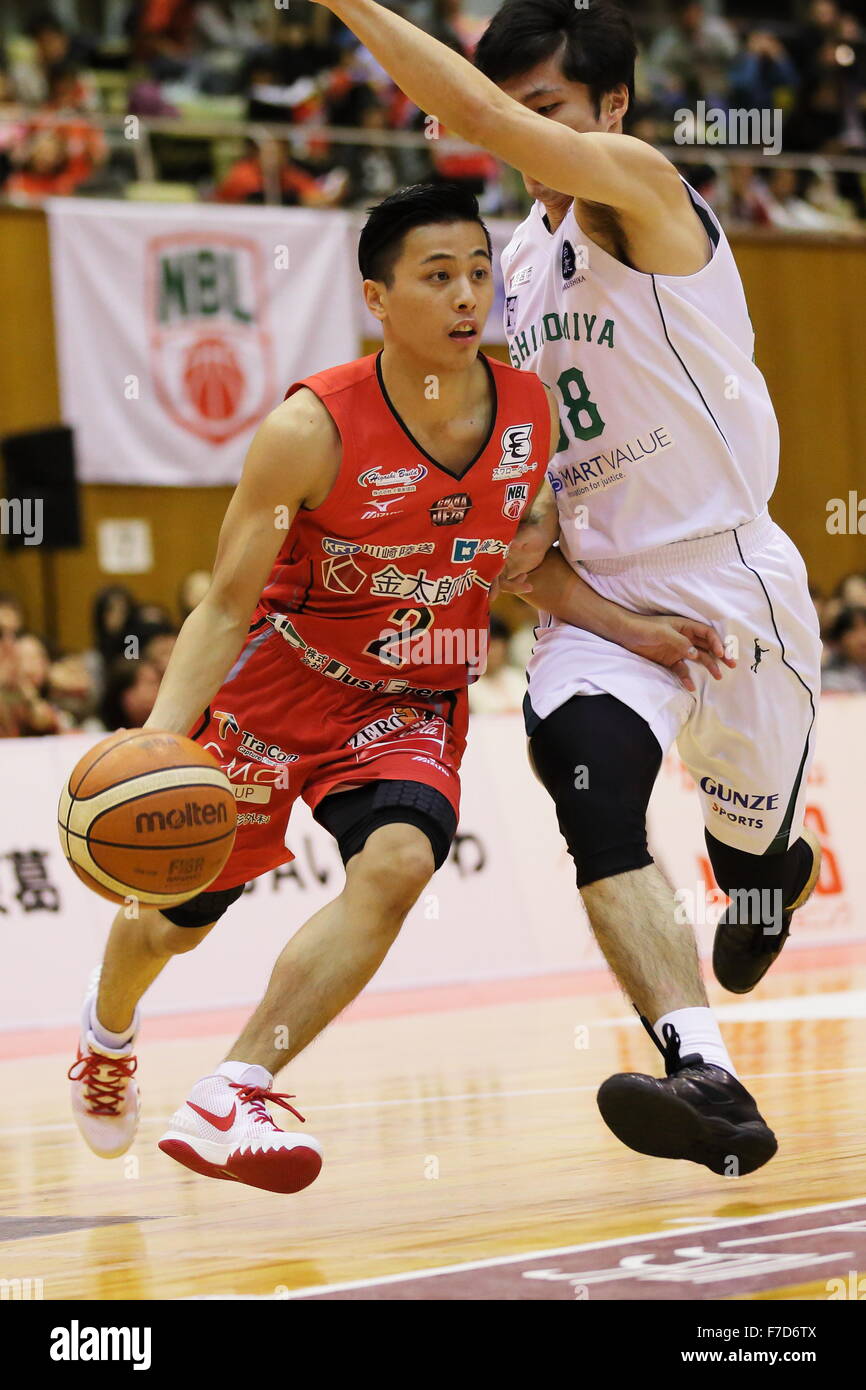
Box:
[57,730,237,908]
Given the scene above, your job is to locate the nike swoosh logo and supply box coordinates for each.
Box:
[188,1101,236,1132]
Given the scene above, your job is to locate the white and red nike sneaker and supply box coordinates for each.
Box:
[158,1065,323,1194]
[69,971,140,1159]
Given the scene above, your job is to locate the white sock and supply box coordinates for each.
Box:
[217,1060,273,1089]
[654,1007,738,1078]
[90,1001,138,1052]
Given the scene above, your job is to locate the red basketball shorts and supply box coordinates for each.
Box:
[189,621,468,891]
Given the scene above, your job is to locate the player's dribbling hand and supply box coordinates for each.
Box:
[621,614,735,692]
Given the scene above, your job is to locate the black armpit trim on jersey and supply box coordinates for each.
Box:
[683,183,721,250]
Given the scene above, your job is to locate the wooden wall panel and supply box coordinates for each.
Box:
[0,209,63,638]
[733,237,866,595]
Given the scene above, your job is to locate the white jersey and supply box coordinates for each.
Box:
[501,181,779,562]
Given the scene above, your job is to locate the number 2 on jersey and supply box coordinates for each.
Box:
[365,606,434,667]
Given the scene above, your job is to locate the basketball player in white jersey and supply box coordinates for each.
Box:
[317,0,823,1175]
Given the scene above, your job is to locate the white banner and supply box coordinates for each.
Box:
[0,701,861,1032]
[47,199,360,486]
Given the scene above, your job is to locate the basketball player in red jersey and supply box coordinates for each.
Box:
[69,184,726,1193]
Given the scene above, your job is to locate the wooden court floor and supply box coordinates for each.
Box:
[2,947,865,1301]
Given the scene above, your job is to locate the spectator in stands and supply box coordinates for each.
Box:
[141,623,178,676]
[338,88,403,203]
[0,624,63,736]
[839,571,866,604]
[196,1,261,50]
[17,631,53,695]
[129,0,199,77]
[468,616,527,714]
[135,601,173,629]
[722,163,773,226]
[0,593,25,640]
[11,11,94,107]
[645,0,738,114]
[0,57,22,189]
[729,31,800,111]
[432,0,487,58]
[764,165,851,229]
[787,4,866,153]
[48,652,100,730]
[214,136,347,205]
[822,606,866,690]
[178,568,212,621]
[92,586,138,666]
[791,0,845,90]
[8,52,108,201]
[269,8,339,85]
[42,58,96,114]
[6,126,87,199]
[98,657,162,732]
[430,121,500,204]
[627,102,665,149]
[127,80,181,118]
[132,603,177,661]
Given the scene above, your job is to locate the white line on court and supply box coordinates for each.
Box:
[184,1195,866,1299]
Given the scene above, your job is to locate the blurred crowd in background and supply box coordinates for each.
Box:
[1,567,865,734]
[1,1,863,731]
[0,0,864,227]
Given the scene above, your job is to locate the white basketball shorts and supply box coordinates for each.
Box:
[525,510,821,855]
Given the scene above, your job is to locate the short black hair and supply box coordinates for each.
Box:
[358,182,492,285]
[474,0,636,118]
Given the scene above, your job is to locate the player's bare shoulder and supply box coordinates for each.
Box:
[251,387,342,509]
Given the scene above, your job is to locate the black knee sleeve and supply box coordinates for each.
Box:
[705,830,813,924]
[314,780,457,871]
[160,881,247,928]
[527,693,662,888]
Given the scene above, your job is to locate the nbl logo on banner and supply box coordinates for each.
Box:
[148,233,274,445]
[502,483,530,520]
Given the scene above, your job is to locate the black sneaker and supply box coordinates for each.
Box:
[713,827,821,994]
[596,1022,777,1176]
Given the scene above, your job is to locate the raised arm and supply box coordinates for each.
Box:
[318,0,681,214]
[145,390,340,735]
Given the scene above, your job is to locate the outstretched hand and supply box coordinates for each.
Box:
[497,572,735,692]
[619,613,736,692]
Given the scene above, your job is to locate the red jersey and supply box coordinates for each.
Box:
[253,351,550,696]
